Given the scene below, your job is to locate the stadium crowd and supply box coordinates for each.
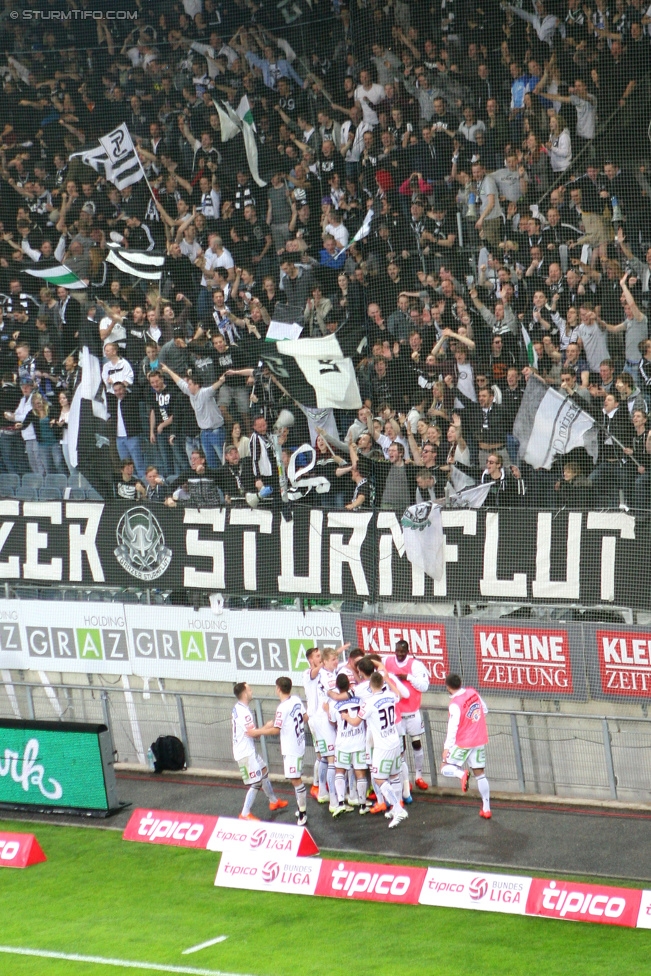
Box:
[1,0,651,510]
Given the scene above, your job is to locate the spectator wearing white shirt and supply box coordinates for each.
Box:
[7,379,38,473]
[546,113,572,173]
[340,106,372,181]
[102,343,134,394]
[197,234,235,323]
[354,69,386,126]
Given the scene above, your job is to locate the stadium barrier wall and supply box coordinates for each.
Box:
[0,501,648,607]
[3,601,651,706]
[2,674,651,804]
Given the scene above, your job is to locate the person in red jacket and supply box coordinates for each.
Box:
[441,673,491,819]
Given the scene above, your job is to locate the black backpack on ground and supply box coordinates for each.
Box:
[150,735,186,773]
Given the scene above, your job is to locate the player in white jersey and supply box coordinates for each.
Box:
[313,646,344,812]
[328,672,371,816]
[248,676,308,825]
[304,644,349,804]
[232,682,288,820]
[336,648,365,804]
[342,671,408,829]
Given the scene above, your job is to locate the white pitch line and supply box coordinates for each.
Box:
[182,937,228,955]
[0,946,254,976]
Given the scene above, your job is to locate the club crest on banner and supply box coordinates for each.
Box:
[114,507,172,582]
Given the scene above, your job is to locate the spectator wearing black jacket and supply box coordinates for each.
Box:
[463,387,509,470]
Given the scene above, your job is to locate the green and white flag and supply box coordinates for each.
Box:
[213,96,266,187]
[521,324,538,368]
[335,208,374,258]
[25,264,86,289]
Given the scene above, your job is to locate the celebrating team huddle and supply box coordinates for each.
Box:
[232,639,491,829]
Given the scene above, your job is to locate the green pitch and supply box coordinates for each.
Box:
[0,818,648,976]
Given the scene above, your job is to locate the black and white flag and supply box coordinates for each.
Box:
[71,124,143,191]
[106,244,164,281]
[260,335,361,409]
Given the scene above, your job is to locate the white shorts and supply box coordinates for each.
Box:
[397,710,425,738]
[371,746,402,779]
[237,751,265,784]
[310,713,336,756]
[447,745,487,770]
[283,754,304,779]
[335,747,369,771]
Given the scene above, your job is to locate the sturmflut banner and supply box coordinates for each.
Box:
[0,502,646,607]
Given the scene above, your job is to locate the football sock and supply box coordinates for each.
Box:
[242,782,261,816]
[260,775,277,802]
[400,759,411,798]
[476,774,491,811]
[334,772,346,805]
[318,757,329,794]
[326,763,337,806]
[294,783,307,813]
[356,777,368,804]
[380,781,400,811]
[441,764,464,779]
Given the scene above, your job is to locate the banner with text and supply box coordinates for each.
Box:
[0,502,647,607]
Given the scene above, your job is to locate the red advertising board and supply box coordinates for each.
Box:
[123,808,218,848]
[473,625,573,694]
[525,878,642,927]
[315,859,427,903]
[0,831,46,868]
[596,630,651,696]
[356,619,449,683]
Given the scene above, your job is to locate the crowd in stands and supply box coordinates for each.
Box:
[1,0,651,510]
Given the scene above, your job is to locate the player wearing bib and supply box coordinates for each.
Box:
[441,673,491,819]
[342,671,408,829]
[247,676,309,826]
[384,638,431,797]
[232,682,287,820]
[328,673,370,817]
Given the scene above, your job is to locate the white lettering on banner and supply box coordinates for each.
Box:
[532,512,581,599]
[0,840,20,860]
[23,503,63,581]
[215,850,321,895]
[228,509,273,591]
[597,630,651,696]
[636,891,651,928]
[278,509,322,593]
[525,878,642,926]
[327,512,372,596]
[0,501,20,578]
[474,626,573,693]
[122,808,218,848]
[0,739,62,800]
[480,512,527,597]
[586,513,635,602]
[67,503,104,582]
[419,867,531,914]
[183,509,225,589]
[377,510,478,598]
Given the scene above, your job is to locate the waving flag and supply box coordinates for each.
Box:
[401,502,445,581]
[213,96,266,187]
[71,124,143,191]
[25,264,86,289]
[513,375,598,470]
[106,245,164,282]
[260,335,361,409]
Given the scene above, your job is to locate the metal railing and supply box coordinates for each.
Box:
[2,679,650,806]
